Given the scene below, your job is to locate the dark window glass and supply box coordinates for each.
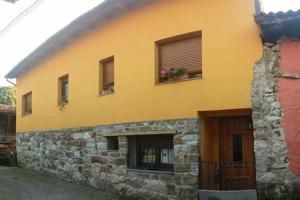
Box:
[233,134,243,162]
[61,80,68,101]
[23,92,32,115]
[101,57,114,95]
[107,137,119,151]
[59,75,68,104]
[128,135,173,172]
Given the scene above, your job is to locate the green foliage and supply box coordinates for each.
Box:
[168,67,186,78]
[0,87,16,105]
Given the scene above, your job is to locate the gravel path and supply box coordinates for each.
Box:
[0,166,116,200]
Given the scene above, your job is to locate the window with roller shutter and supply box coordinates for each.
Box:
[157,31,202,83]
[22,92,32,116]
[100,57,114,95]
[58,74,69,105]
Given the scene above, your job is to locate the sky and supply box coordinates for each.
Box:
[0,0,104,86]
[0,0,300,86]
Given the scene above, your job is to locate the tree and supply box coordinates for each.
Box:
[0,87,16,105]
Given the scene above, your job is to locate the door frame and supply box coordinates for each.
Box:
[198,108,256,190]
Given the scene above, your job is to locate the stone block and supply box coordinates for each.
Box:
[100,164,111,173]
[113,157,126,166]
[174,163,191,173]
[91,156,107,164]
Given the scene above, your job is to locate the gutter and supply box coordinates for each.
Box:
[6,78,16,86]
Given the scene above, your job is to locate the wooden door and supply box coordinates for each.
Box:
[220,116,255,190]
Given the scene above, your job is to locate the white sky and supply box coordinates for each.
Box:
[0,0,299,86]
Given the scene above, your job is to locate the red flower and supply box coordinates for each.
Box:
[160,67,170,77]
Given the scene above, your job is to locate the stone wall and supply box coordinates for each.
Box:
[17,118,200,200]
[252,43,300,199]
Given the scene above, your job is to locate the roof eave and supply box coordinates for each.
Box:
[5,0,156,79]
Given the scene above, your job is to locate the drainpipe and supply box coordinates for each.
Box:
[255,0,262,15]
[6,78,16,86]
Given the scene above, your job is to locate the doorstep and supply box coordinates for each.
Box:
[199,189,257,200]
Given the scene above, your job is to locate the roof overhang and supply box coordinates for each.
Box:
[0,104,16,114]
[5,0,156,79]
[255,10,300,43]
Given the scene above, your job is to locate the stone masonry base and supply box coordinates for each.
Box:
[16,119,200,200]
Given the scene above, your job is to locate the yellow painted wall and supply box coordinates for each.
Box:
[16,0,261,132]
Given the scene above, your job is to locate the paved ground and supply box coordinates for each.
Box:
[0,166,117,200]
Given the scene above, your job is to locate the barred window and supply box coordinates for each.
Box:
[127,135,174,172]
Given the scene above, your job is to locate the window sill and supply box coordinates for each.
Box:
[57,102,69,111]
[127,168,174,175]
[155,76,202,85]
[22,112,32,117]
[99,91,115,97]
[107,150,119,152]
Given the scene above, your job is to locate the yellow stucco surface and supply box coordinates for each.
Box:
[16,0,261,132]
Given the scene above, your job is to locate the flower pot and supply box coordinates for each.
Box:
[169,74,188,81]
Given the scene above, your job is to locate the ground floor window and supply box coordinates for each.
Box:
[127,134,174,172]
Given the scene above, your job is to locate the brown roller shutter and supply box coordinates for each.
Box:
[159,36,202,74]
[103,58,114,86]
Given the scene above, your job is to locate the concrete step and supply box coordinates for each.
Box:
[199,189,257,200]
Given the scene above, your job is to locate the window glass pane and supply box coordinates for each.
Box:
[23,92,32,114]
[143,148,156,163]
[161,148,173,164]
[59,75,68,103]
[233,134,243,162]
[62,81,68,99]
[103,59,114,85]
[101,57,114,93]
[107,137,119,151]
[127,135,174,171]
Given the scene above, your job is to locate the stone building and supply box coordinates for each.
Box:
[252,9,300,199]
[0,104,16,149]
[4,0,300,199]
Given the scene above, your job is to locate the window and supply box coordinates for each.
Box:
[157,31,202,83]
[22,92,32,116]
[233,134,243,162]
[100,57,114,95]
[107,136,119,151]
[128,135,174,172]
[58,75,69,105]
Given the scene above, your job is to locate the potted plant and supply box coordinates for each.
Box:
[102,83,114,95]
[168,67,186,78]
[160,67,188,82]
[160,68,170,82]
[59,96,68,110]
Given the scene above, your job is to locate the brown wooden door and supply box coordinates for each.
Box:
[220,116,255,190]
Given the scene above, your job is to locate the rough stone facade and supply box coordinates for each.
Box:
[252,43,300,199]
[17,118,200,200]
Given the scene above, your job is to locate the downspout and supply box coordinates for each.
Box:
[6,78,16,86]
[255,0,262,15]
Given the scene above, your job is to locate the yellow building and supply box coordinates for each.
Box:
[6,0,261,199]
